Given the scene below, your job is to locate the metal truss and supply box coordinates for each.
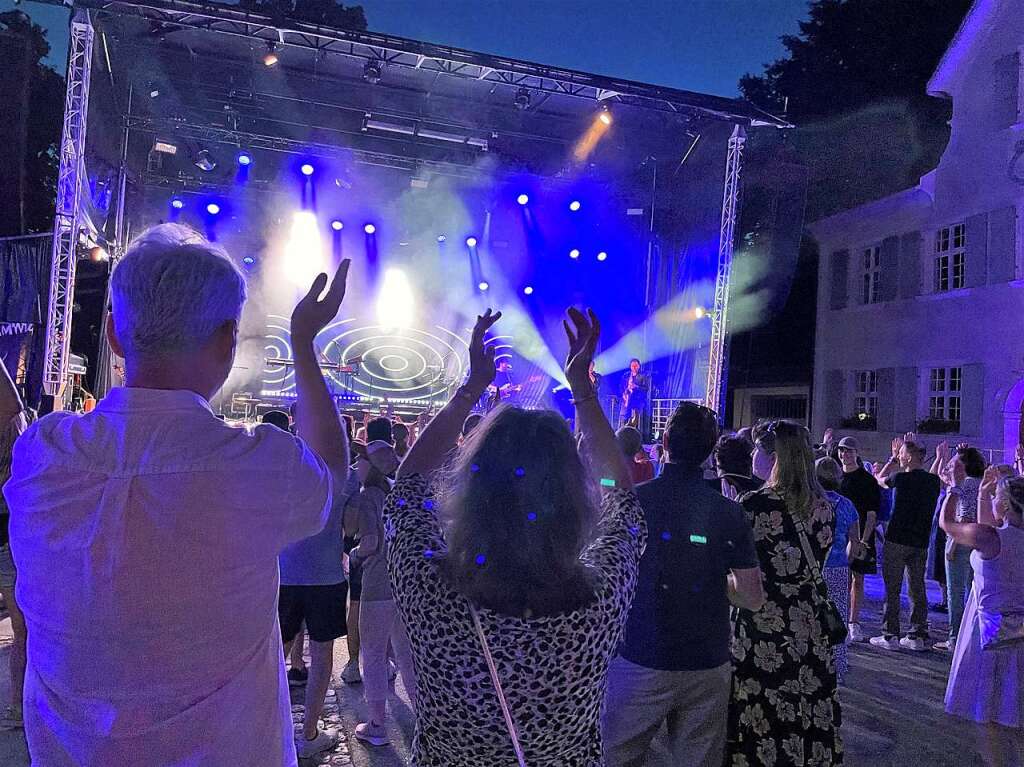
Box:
[81,0,787,127]
[44,11,94,396]
[704,125,745,418]
[126,115,488,180]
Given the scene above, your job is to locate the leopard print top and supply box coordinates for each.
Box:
[386,474,647,766]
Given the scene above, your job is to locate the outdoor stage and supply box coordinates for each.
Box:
[36,0,797,430]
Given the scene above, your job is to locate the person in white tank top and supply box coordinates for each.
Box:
[940,468,1024,761]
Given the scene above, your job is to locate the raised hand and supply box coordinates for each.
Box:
[466,309,502,391]
[891,435,904,458]
[981,464,1001,497]
[291,260,351,345]
[563,307,601,393]
[823,427,834,444]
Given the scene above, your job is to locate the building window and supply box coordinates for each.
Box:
[934,223,966,292]
[854,370,877,418]
[861,245,881,304]
[928,366,962,423]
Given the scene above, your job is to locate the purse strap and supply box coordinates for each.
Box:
[793,514,829,596]
[469,605,528,767]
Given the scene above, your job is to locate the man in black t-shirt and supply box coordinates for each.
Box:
[870,436,942,652]
[837,437,880,642]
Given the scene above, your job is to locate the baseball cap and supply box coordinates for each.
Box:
[837,437,859,450]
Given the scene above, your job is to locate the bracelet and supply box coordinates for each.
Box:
[571,392,598,406]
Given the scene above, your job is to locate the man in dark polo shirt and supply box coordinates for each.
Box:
[837,436,880,642]
[603,403,763,767]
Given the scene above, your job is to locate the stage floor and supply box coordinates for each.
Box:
[0,575,1020,766]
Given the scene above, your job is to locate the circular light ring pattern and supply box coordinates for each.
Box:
[321,325,470,399]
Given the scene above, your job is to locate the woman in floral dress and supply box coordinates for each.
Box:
[727,420,843,766]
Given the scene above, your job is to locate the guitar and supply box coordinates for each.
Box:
[486,375,542,407]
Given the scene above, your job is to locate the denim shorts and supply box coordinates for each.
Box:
[0,544,16,593]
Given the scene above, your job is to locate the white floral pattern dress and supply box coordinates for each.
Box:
[727,488,843,766]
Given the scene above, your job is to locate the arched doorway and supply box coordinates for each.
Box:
[1002,378,1024,463]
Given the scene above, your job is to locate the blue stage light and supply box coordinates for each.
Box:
[364,223,376,234]
[478,281,489,291]
[517,193,529,206]
[300,163,315,176]
[523,286,534,295]
[466,236,478,248]
[331,220,343,231]
[206,202,221,215]
[597,251,608,261]
[237,152,253,166]
[569,200,581,212]
[569,248,580,259]
[437,234,447,243]
[170,197,184,210]
[242,255,255,265]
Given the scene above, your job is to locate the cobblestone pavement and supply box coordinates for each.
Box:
[2,577,1021,766]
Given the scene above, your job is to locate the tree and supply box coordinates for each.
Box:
[739,0,971,220]
[0,11,65,235]
[233,0,367,30]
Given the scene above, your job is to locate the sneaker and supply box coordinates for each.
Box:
[869,634,900,650]
[899,636,927,652]
[0,705,23,730]
[297,728,339,759]
[847,623,865,642]
[931,602,949,614]
[287,667,308,687]
[341,659,362,684]
[354,720,389,747]
[933,640,953,652]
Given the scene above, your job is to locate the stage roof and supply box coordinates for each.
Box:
[75,0,789,181]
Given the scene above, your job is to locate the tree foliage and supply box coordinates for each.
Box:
[740,0,972,220]
[233,0,367,29]
[1,11,65,235]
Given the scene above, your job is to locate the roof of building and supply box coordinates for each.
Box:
[808,179,934,241]
[927,0,995,99]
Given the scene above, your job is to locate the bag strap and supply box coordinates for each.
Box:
[469,605,528,767]
[793,515,829,595]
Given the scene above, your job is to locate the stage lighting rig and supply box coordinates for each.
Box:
[263,41,279,67]
[194,149,217,172]
[363,60,383,84]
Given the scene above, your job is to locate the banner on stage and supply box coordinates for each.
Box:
[0,322,34,338]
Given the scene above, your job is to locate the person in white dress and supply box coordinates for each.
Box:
[941,468,1024,761]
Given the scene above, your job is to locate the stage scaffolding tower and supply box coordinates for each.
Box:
[43,11,94,396]
[704,125,745,418]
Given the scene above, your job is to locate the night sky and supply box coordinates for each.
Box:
[5,0,809,97]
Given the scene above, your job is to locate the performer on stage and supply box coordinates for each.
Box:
[619,358,649,430]
[588,361,602,396]
[487,359,522,407]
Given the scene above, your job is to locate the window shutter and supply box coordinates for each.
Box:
[965,212,989,288]
[825,369,844,423]
[994,52,1021,127]
[876,367,896,432]
[829,249,849,310]
[960,364,985,437]
[894,367,918,432]
[877,236,899,302]
[987,206,1017,284]
[898,231,922,298]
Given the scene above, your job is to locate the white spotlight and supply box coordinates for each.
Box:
[285,211,327,288]
[377,268,415,328]
[478,281,489,292]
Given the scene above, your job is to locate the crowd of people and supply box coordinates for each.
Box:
[0,222,1021,766]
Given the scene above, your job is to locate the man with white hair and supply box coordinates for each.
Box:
[4,224,351,766]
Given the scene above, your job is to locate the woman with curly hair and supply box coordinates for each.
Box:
[726,420,842,766]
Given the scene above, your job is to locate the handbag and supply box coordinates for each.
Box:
[469,605,528,767]
[979,608,1024,650]
[795,517,849,647]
